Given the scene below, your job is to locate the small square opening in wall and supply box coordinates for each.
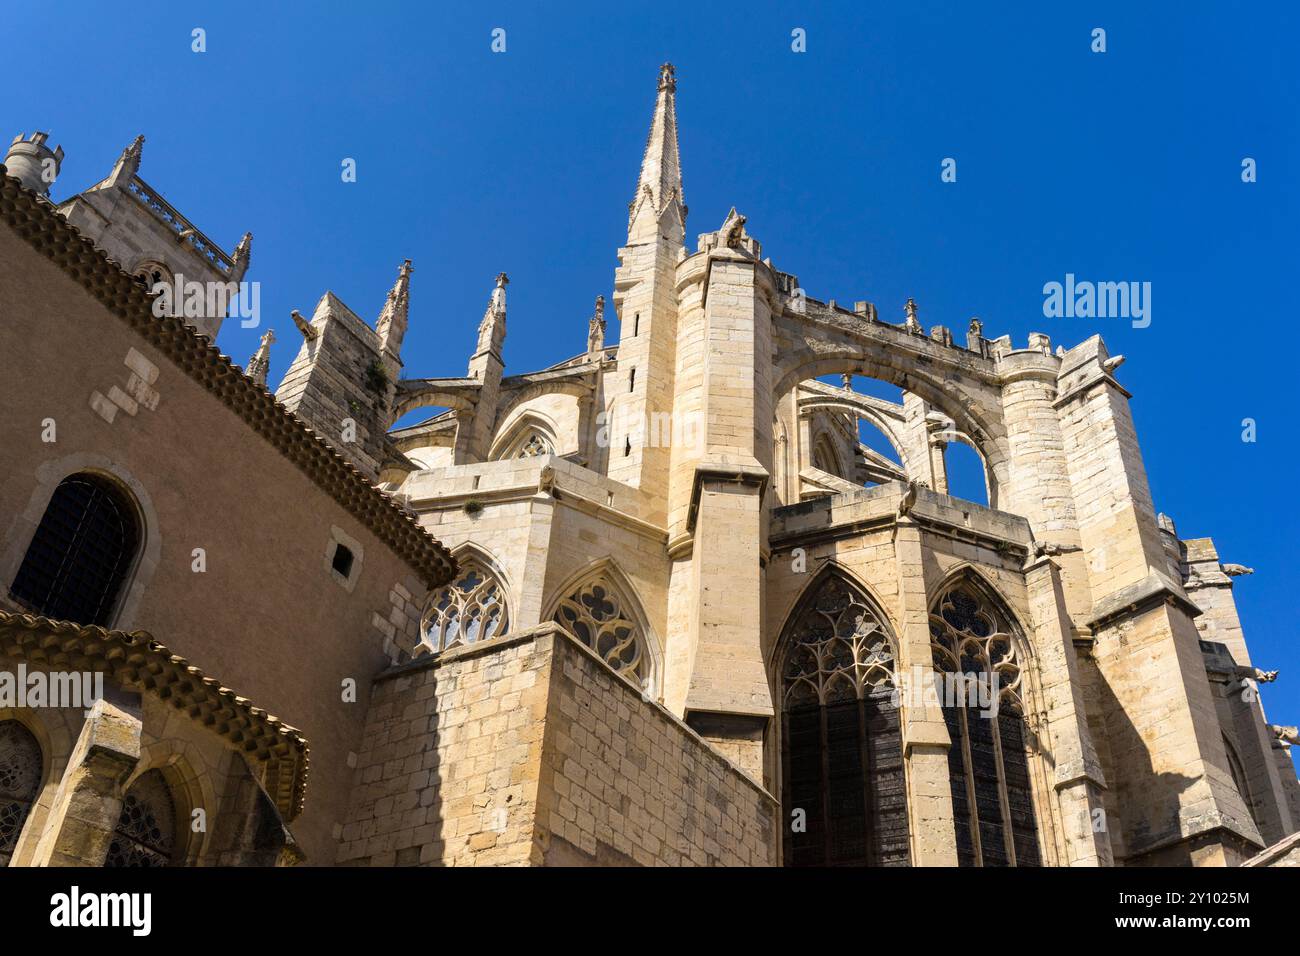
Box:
[325,526,364,593]
[332,544,355,579]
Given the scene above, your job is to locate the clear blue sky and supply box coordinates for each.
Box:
[12,2,1297,734]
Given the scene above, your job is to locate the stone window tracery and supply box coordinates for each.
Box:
[516,432,552,458]
[0,721,42,867]
[552,576,650,688]
[929,581,1041,866]
[105,770,178,868]
[780,573,909,866]
[132,260,172,292]
[421,559,509,652]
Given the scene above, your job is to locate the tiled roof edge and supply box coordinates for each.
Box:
[0,169,455,591]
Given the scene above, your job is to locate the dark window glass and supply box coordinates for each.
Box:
[780,573,909,867]
[9,475,139,626]
[931,582,1042,866]
[0,721,42,867]
[105,770,178,868]
[332,544,354,578]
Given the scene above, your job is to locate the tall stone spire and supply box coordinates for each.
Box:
[246,329,275,386]
[627,63,686,245]
[470,272,508,377]
[376,258,413,357]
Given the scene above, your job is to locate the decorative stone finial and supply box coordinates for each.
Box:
[107,134,145,188]
[231,231,253,282]
[658,62,677,92]
[474,272,509,366]
[904,298,922,334]
[588,294,606,352]
[246,329,276,386]
[377,258,414,355]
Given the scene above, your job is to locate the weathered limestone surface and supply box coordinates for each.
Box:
[336,625,776,866]
[3,59,1294,870]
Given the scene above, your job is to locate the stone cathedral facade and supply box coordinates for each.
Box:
[1,66,1297,868]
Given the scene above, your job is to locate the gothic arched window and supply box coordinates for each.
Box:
[811,435,842,479]
[929,581,1041,867]
[105,770,179,868]
[421,558,510,652]
[0,721,42,867]
[552,573,651,689]
[132,261,172,292]
[780,573,909,867]
[9,473,140,626]
[1222,735,1258,829]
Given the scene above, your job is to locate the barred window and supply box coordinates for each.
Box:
[421,558,509,652]
[930,582,1041,867]
[780,573,909,867]
[105,770,178,868]
[9,473,139,626]
[552,574,650,688]
[0,721,42,867]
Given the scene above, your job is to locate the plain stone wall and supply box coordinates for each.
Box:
[335,625,777,866]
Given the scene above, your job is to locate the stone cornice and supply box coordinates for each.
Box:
[0,170,456,590]
[0,611,310,820]
[1086,571,1202,631]
[686,459,769,535]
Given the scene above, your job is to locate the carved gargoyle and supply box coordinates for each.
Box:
[291,309,317,340]
[1272,725,1299,747]
[1222,563,1254,577]
[897,480,918,519]
[537,465,556,497]
[719,208,747,247]
[1032,540,1084,559]
[1234,665,1278,683]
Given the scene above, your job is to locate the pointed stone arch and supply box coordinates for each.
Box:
[771,308,1011,507]
[544,559,661,694]
[772,566,910,866]
[0,720,43,867]
[489,410,560,461]
[106,766,188,868]
[927,567,1044,866]
[809,430,845,480]
[131,740,216,866]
